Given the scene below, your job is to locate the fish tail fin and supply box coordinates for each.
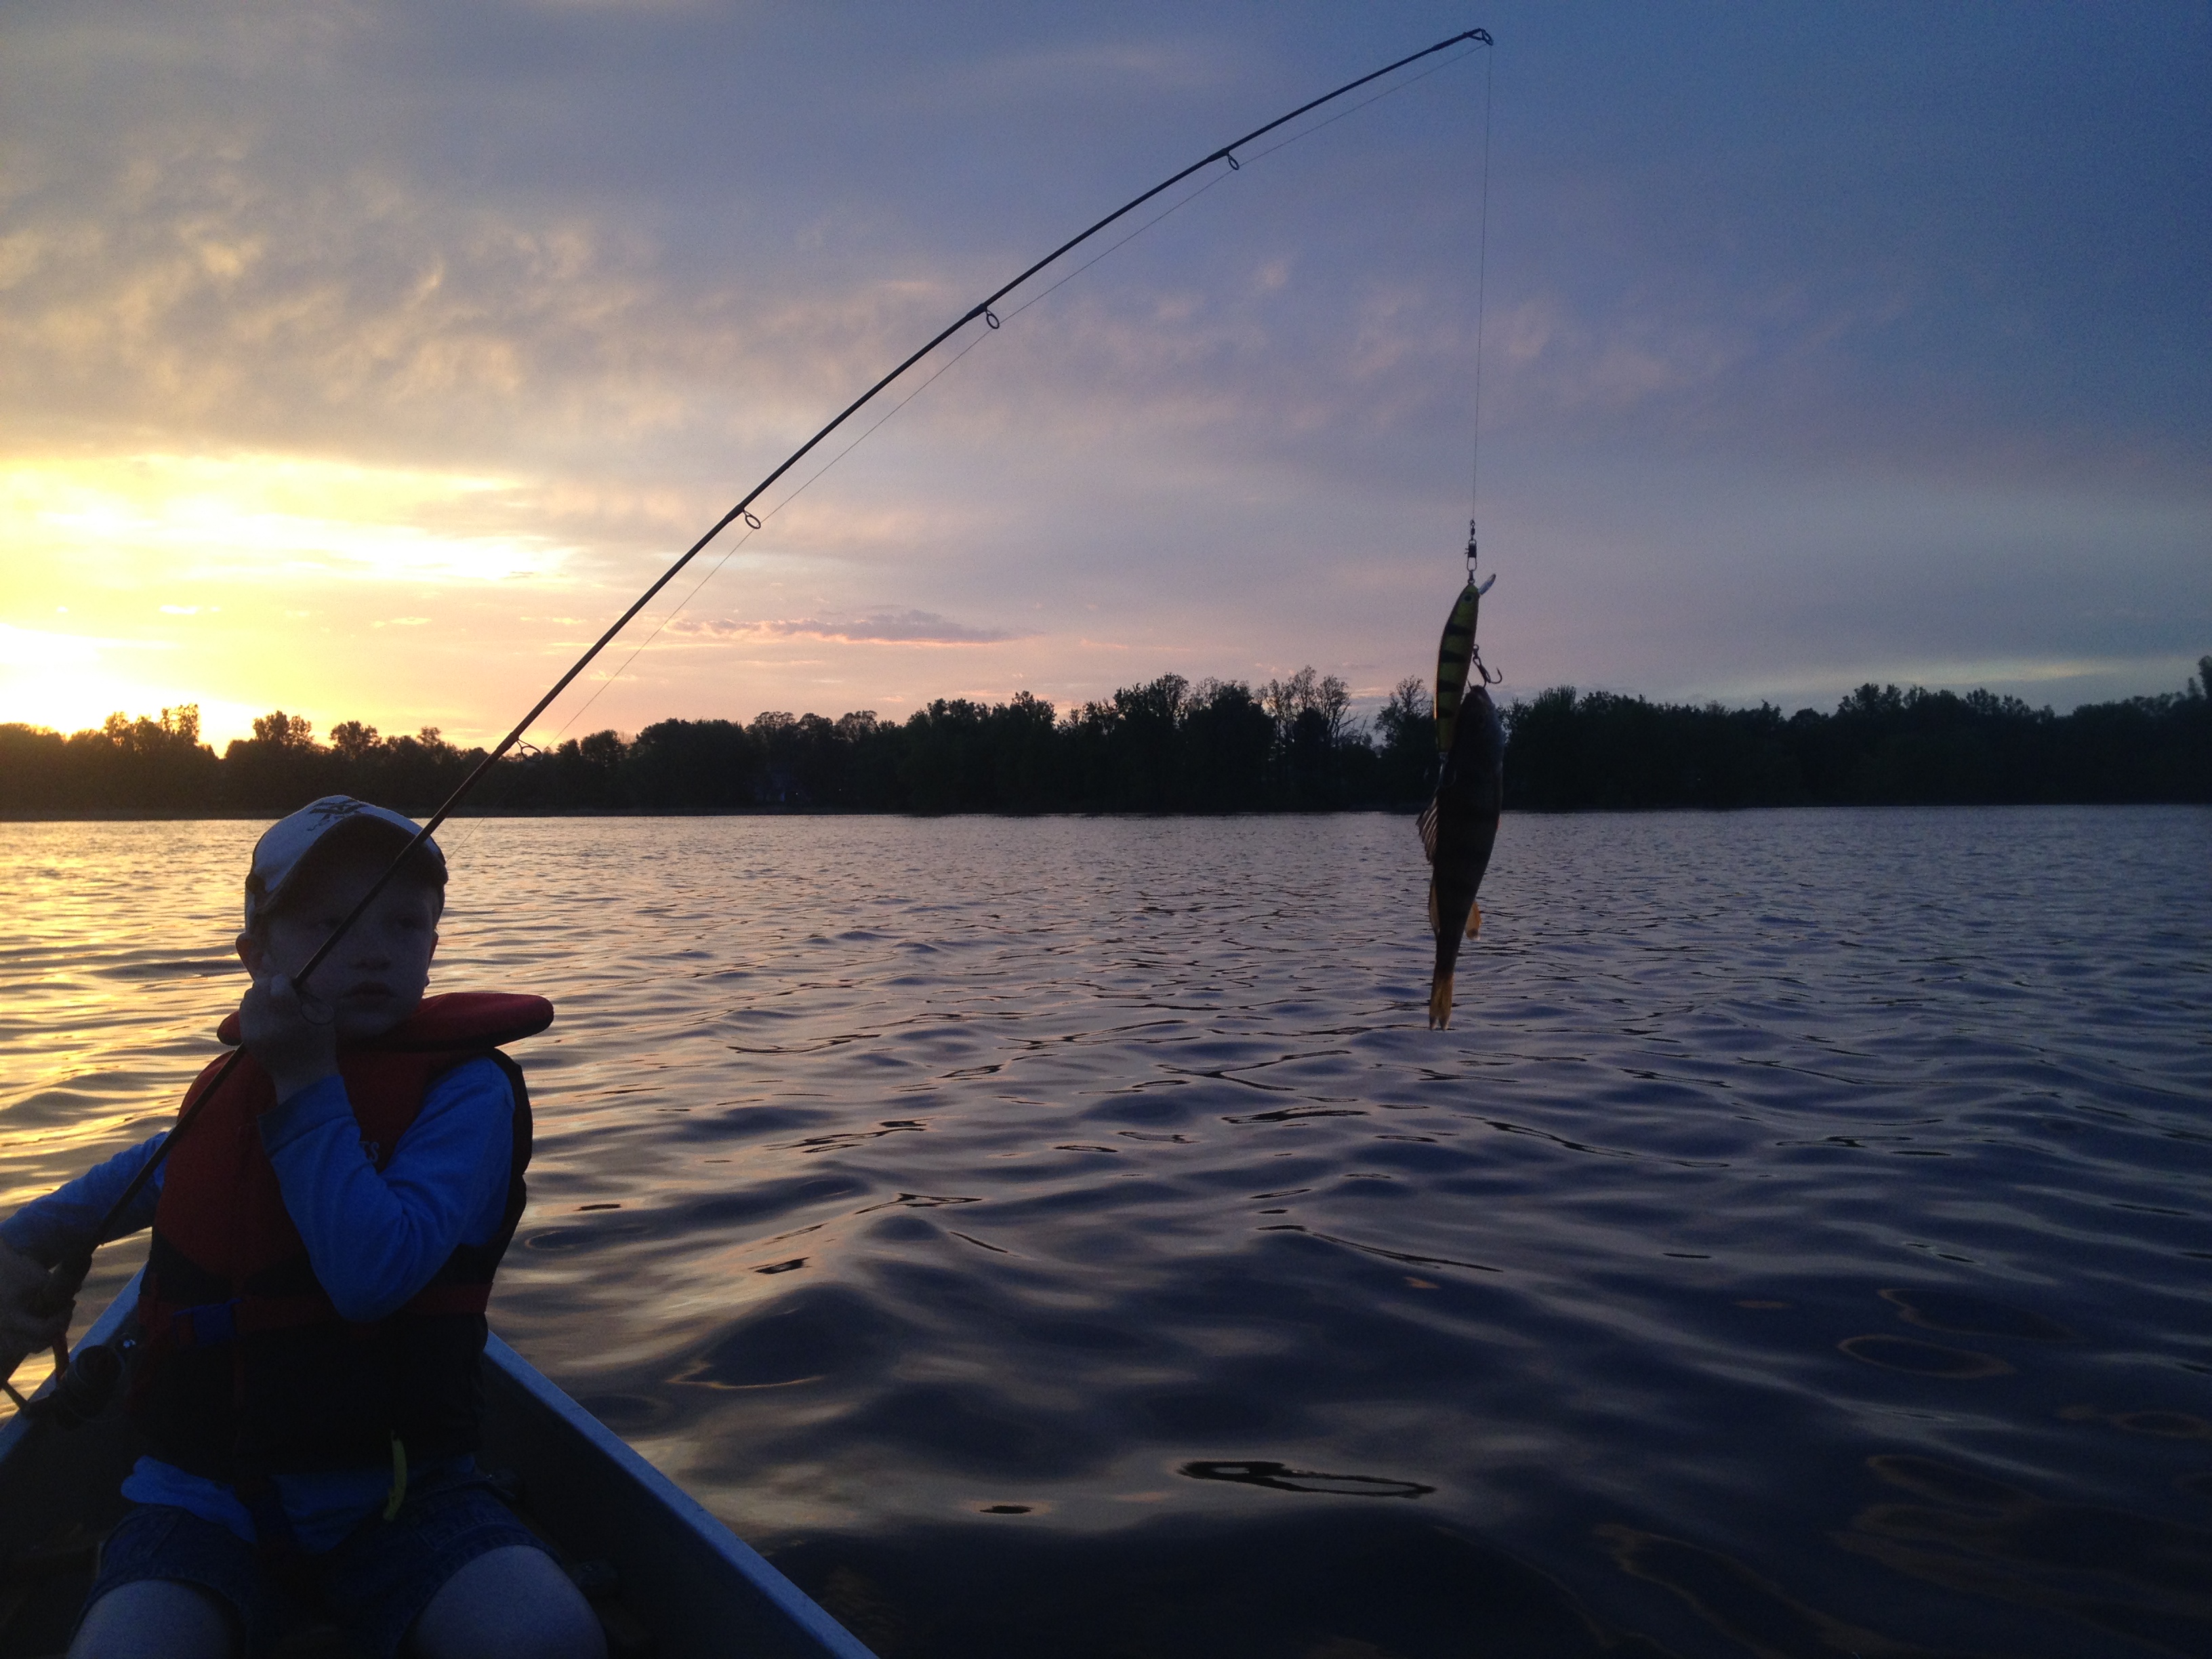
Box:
[1429,973,1454,1029]
[1465,901,1481,940]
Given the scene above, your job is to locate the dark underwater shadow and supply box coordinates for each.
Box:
[762,1510,1679,1659]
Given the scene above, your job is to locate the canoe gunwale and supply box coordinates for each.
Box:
[481,1330,877,1658]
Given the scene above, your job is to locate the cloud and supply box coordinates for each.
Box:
[0,621,174,670]
[678,609,1020,646]
[946,36,1223,102]
[1,0,2203,739]
[3,453,575,585]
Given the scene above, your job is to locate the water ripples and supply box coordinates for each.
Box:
[3,807,2209,1656]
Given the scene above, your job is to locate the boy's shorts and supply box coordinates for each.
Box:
[82,1468,547,1658]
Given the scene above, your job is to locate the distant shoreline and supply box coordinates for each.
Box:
[7,661,2207,817]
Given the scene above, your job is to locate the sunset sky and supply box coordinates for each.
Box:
[4,1,2206,750]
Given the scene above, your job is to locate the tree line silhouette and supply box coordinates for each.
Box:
[5,658,2208,818]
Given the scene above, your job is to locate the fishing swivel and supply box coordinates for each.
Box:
[1463,518,1496,598]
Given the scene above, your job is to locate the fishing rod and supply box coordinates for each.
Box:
[9,25,1494,1404]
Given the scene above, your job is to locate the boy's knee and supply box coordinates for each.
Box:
[70,1579,237,1659]
[408,1544,607,1659]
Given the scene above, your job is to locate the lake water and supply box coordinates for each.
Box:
[3,808,2209,1658]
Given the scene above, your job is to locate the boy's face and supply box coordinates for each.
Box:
[236,838,441,1041]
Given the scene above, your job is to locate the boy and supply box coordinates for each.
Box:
[0,798,604,1659]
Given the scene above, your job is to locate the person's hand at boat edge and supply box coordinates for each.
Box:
[0,1236,67,1385]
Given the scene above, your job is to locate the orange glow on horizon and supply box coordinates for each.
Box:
[1,451,592,747]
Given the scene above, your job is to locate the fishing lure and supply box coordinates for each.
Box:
[1431,570,1496,760]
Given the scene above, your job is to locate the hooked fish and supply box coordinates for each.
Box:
[1416,575,1503,1028]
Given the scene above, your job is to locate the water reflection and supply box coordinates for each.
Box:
[1837,1334,2013,1378]
[4,808,2209,1656]
[1599,1525,1957,1659]
[1880,1288,2074,1341]
[1179,1460,1435,1500]
[1841,1456,2212,1652]
[2057,1405,2211,1440]
[774,1511,1675,1659]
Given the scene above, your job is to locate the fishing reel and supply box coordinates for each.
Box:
[5,1337,135,1433]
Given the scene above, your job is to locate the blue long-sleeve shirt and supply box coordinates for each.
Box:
[1,1057,518,1549]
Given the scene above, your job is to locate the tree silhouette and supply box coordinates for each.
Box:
[5,659,2207,818]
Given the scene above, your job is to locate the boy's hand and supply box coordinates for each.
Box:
[239,969,340,1105]
[0,1239,67,1380]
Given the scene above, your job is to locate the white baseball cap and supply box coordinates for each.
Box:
[244,796,446,930]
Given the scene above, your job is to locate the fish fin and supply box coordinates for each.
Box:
[1429,974,1454,1029]
[1465,901,1481,940]
[1427,877,1440,939]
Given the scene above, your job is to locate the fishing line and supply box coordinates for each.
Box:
[540,324,1002,747]
[1000,169,1235,323]
[1247,40,1488,167]
[1007,43,1489,326]
[7,26,1495,1377]
[546,167,1279,736]
[547,180,1235,737]
[1467,41,1495,569]
[546,43,1489,739]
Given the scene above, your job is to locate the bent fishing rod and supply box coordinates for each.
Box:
[12,25,1494,1389]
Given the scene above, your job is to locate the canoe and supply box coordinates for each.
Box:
[0,1270,876,1658]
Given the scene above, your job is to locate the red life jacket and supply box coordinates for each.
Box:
[132,991,552,1478]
